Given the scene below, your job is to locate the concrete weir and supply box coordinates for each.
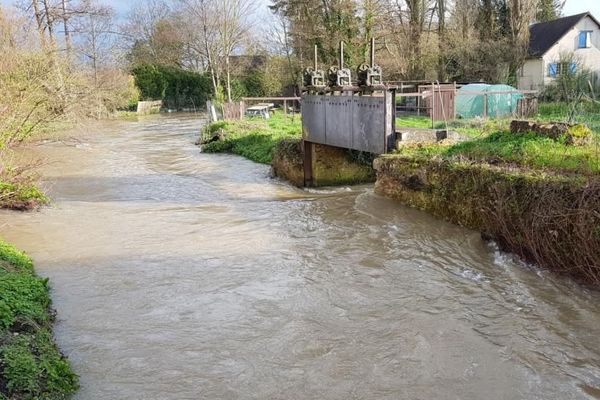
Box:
[272,140,375,187]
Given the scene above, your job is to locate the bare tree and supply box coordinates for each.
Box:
[508,0,539,76]
[122,0,172,59]
[217,0,255,101]
[265,11,298,91]
[176,0,221,93]
[72,0,116,84]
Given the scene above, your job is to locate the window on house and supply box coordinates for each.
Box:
[548,62,577,77]
[578,31,592,48]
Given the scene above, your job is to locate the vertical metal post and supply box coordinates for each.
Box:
[314,45,318,71]
[303,141,314,187]
[391,89,397,150]
[339,41,344,69]
[431,82,435,128]
[284,99,288,115]
[483,93,488,118]
[453,81,457,120]
[370,37,375,66]
[417,85,421,116]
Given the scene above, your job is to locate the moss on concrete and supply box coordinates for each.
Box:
[272,139,375,187]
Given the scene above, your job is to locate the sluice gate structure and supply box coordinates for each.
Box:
[301,39,397,186]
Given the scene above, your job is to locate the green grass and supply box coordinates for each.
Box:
[394,102,600,174]
[0,181,49,211]
[0,240,78,399]
[396,130,600,174]
[396,115,511,139]
[204,104,600,174]
[202,113,302,164]
[537,101,600,135]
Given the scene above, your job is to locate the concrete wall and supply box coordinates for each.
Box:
[520,15,600,90]
[137,100,163,115]
[301,93,394,154]
[519,59,544,90]
[271,139,375,187]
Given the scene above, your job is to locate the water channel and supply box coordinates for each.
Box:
[1,114,599,399]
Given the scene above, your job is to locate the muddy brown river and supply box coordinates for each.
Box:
[1,114,600,399]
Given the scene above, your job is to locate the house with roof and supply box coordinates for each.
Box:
[518,12,600,90]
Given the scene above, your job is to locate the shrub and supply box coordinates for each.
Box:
[132,64,213,110]
[0,240,79,399]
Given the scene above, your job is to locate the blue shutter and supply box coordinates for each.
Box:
[579,32,587,48]
[570,63,577,74]
[549,63,558,77]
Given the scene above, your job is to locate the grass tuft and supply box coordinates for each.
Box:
[201,113,302,164]
[0,240,78,399]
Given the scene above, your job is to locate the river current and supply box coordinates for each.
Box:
[1,114,599,399]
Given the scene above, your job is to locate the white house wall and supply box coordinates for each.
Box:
[542,15,600,86]
[519,59,544,90]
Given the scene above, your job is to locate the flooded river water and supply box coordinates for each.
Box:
[1,114,600,399]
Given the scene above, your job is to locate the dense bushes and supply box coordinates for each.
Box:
[132,64,213,110]
[0,240,78,398]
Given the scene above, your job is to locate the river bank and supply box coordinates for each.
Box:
[374,155,600,284]
[202,114,600,285]
[199,114,375,186]
[2,114,600,398]
[0,240,78,399]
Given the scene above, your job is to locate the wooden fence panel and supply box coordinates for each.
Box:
[517,97,539,118]
[222,101,245,120]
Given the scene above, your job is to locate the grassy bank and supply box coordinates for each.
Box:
[201,113,302,164]
[0,240,78,399]
[396,130,600,175]
[201,113,375,186]
[396,101,600,138]
[387,103,600,283]
[0,162,49,211]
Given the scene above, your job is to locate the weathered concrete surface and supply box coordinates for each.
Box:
[395,128,466,148]
[302,94,394,154]
[272,140,375,187]
[137,100,163,115]
[271,140,305,186]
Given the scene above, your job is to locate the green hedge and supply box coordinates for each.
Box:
[132,64,212,110]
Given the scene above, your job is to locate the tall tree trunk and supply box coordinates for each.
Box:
[225,54,232,102]
[437,0,446,81]
[42,0,54,44]
[406,0,424,79]
[31,0,46,46]
[61,0,72,55]
[202,23,218,95]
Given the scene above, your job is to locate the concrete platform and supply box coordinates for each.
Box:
[395,127,467,148]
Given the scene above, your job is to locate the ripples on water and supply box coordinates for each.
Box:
[1,114,599,399]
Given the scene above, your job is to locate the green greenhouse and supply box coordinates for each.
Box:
[456,84,523,119]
